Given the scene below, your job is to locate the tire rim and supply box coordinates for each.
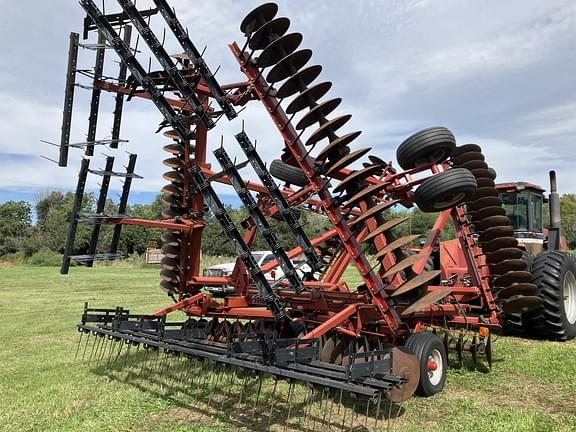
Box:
[563,270,576,325]
[432,192,467,210]
[428,348,443,386]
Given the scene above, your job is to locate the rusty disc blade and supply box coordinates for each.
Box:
[368,155,387,166]
[267,49,312,83]
[285,81,332,114]
[324,147,371,176]
[493,270,532,288]
[161,257,179,271]
[453,144,482,157]
[162,195,183,208]
[276,65,322,99]
[333,165,383,194]
[162,184,183,197]
[161,231,180,243]
[160,269,179,283]
[319,335,337,363]
[387,346,420,402]
[476,178,496,188]
[349,199,400,227]
[471,186,499,200]
[392,271,443,297]
[249,17,290,50]
[502,295,542,314]
[485,247,523,264]
[161,207,184,219]
[306,114,352,146]
[482,236,519,253]
[475,215,511,232]
[374,235,420,261]
[257,33,303,68]
[161,244,179,257]
[160,280,178,293]
[163,143,185,155]
[240,3,278,35]
[471,205,507,222]
[479,225,514,243]
[471,168,496,180]
[452,151,485,165]
[316,131,360,162]
[162,157,185,169]
[343,182,387,209]
[363,216,411,242]
[496,283,538,299]
[162,170,184,184]
[383,253,427,279]
[459,160,488,171]
[490,259,527,276]
[468,196,502,212]
[401,288,453,316]
[295,98,342,130]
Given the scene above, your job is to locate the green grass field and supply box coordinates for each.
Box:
[1,264,575,431]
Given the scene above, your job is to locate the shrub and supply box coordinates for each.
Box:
[26,249,63,266]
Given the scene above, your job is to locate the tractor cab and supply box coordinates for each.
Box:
[496,182,546,254]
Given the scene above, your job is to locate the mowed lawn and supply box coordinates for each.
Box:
[1,264,576,432]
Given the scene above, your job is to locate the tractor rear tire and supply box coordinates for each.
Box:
[414,168,477,212]
[404,332,447,397]
[526,251,576,340]
[270,159,308,187]
[396,127,456,170]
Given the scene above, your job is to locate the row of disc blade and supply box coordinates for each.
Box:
[451,144,541,314]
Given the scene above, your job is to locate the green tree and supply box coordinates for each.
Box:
[560,194,576,249]
[0,201,32,255]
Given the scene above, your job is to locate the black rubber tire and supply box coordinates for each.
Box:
[404,332,447,397]
[396,127,456,170]
[414,168,478,212]
[270,159,308,187]
[526,251,576,341]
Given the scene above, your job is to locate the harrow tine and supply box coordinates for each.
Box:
[252,371,264,418]
[374,392,382,430]
[457,334,464,368]
[283,380,295,432]
[349,395,356,432]
[486,333,493,369]
[471,336,478,370]
[267,378,279,430]
[81,331,91,362]
[74,330,84,360]
[87,334,100,364]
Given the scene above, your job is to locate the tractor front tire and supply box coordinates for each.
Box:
[414,168,477,212]
[405,332,447,397]
[527,251,576,340]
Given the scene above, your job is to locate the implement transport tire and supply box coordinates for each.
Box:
[414,168,477,212]
[396,127,456,170]
[405,332,447,397]
[270,159,308,187]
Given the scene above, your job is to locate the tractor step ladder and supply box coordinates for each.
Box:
[235,130,324,273]
[213,146,305,294]
[191,165,286,321]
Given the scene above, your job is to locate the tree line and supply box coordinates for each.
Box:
[1,191,576,261]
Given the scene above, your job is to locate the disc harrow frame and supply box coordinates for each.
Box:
[52,1,540,425]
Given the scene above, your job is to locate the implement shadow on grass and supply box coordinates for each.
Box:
[86,346,406,431]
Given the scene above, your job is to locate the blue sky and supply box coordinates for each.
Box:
[0,0,575,219]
